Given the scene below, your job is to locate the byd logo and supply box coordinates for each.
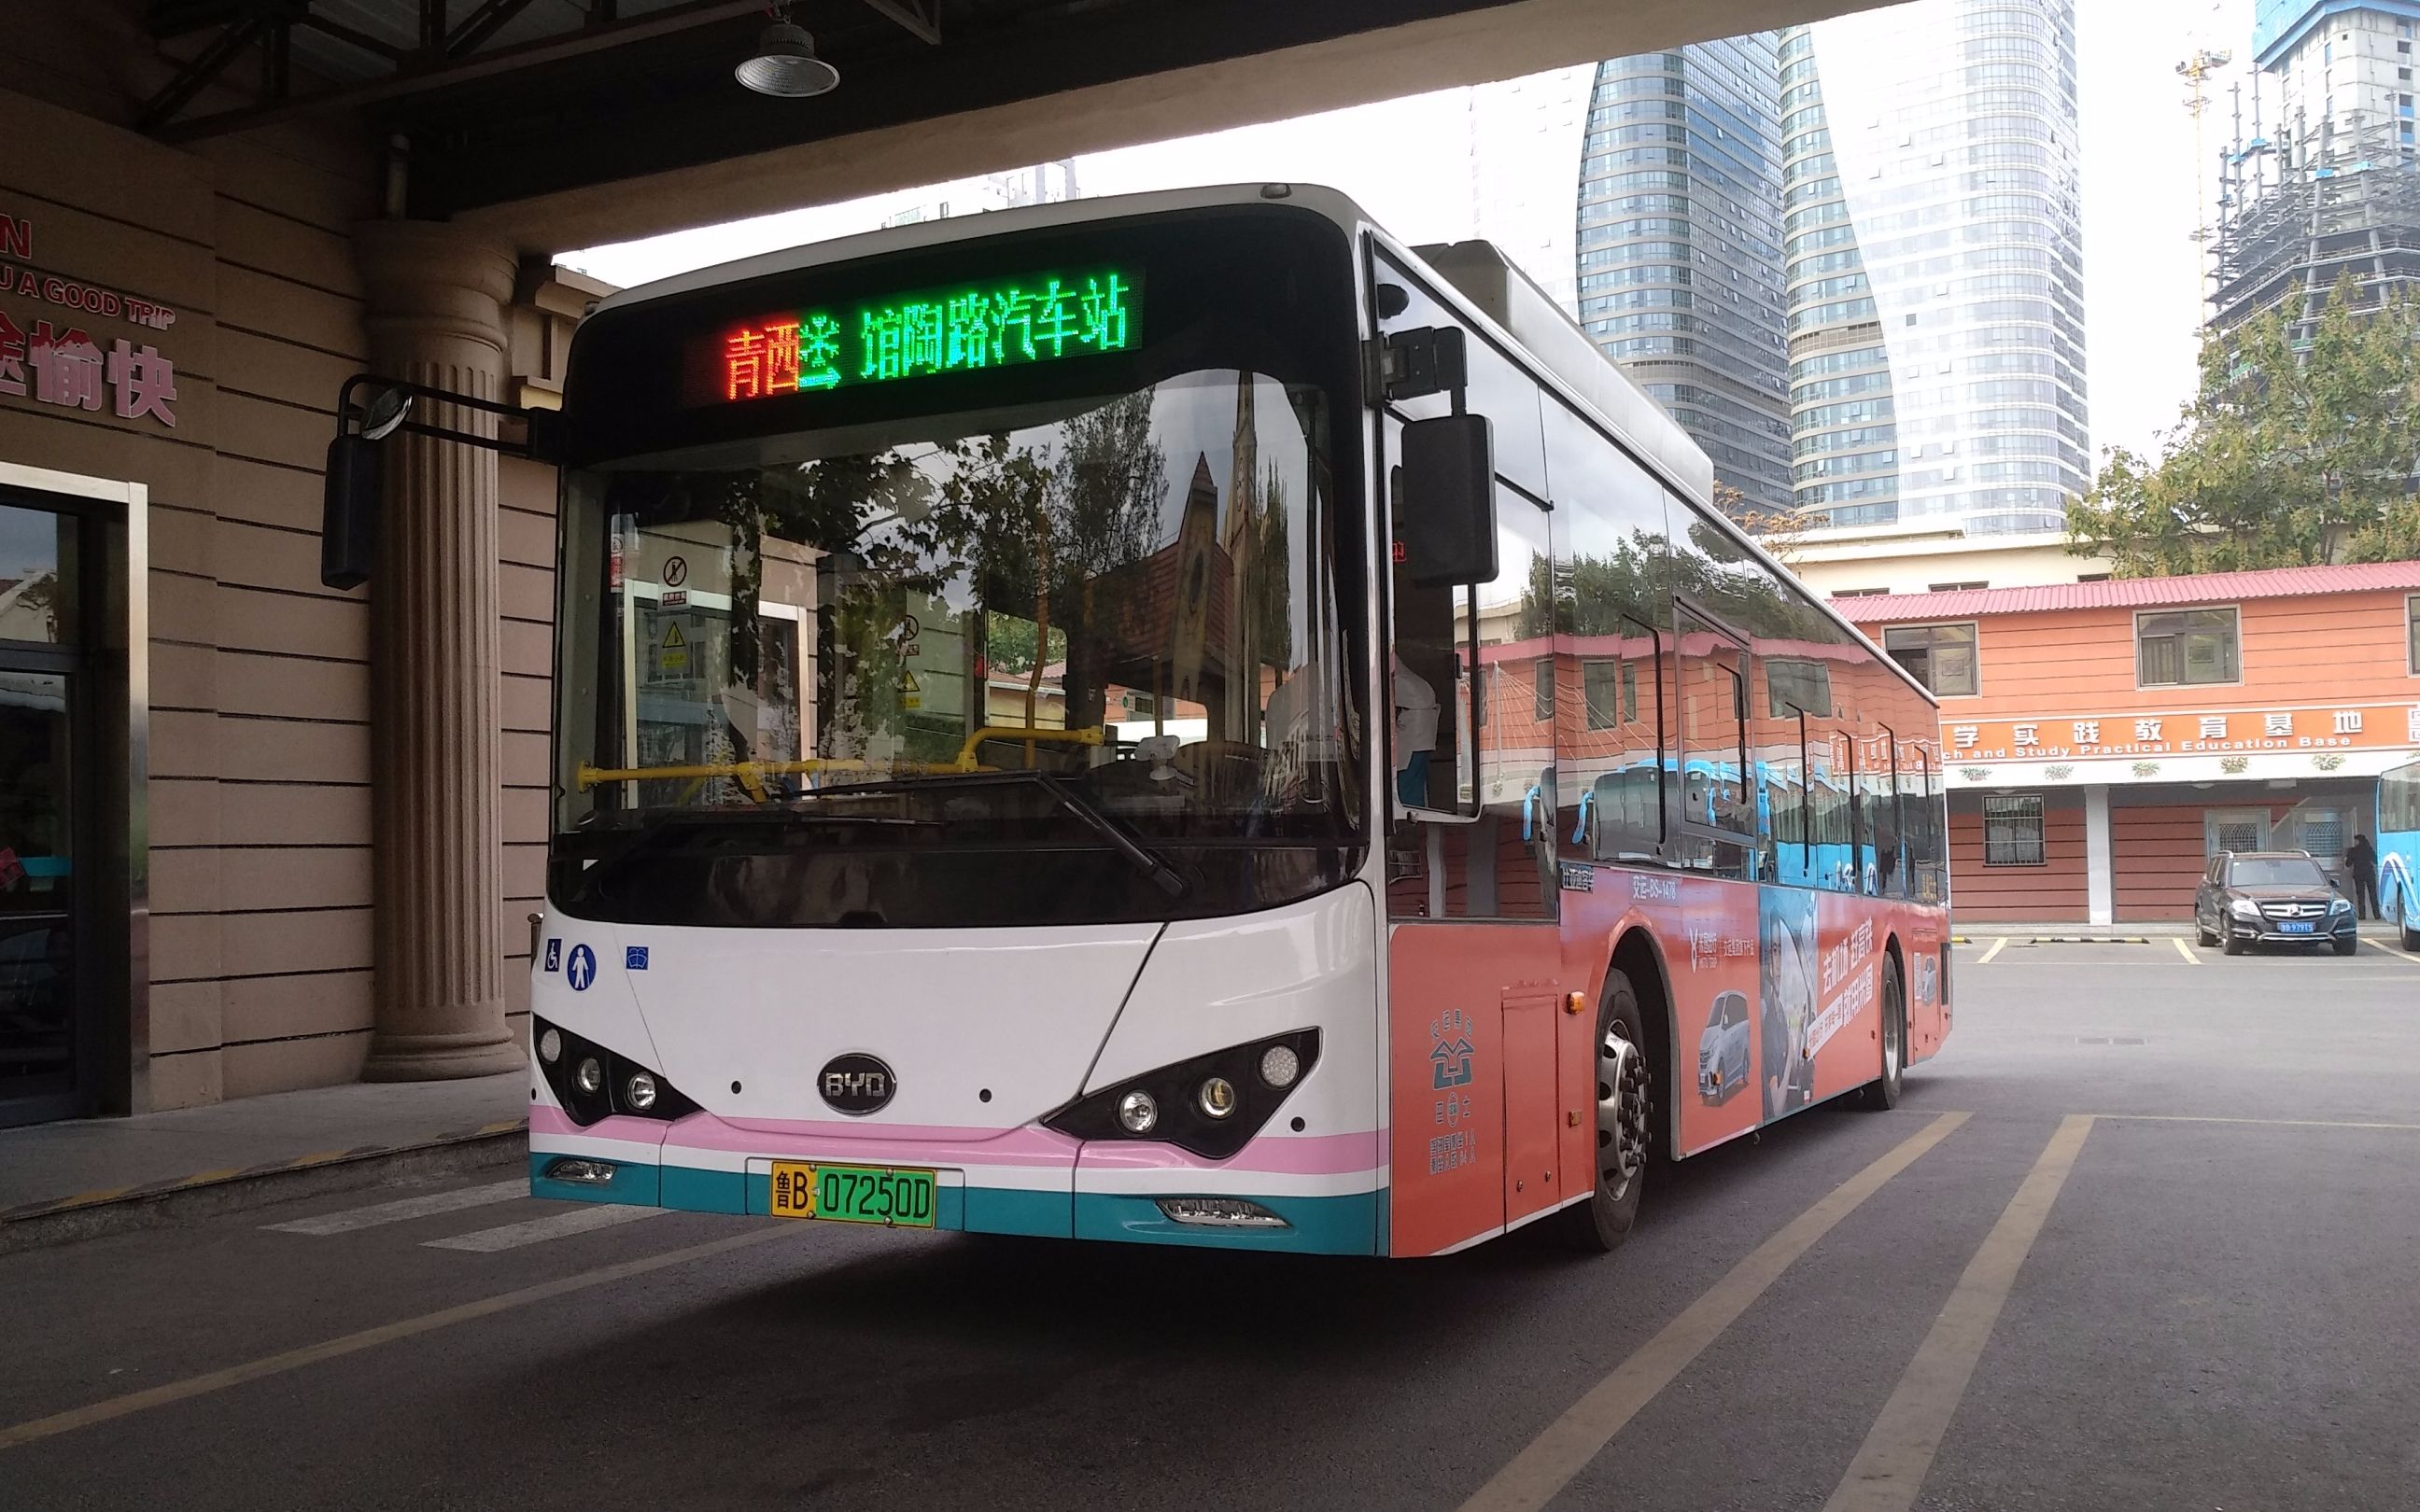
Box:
[818,1053,896,1116]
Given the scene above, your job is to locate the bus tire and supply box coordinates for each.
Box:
[2399,895,2420,953]
[1555,969,1652,1253]
[1859,956,1906,1111]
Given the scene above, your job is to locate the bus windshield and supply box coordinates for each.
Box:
[550,369,1361,929]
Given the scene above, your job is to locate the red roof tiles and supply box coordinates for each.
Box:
[1836,560,2420,623]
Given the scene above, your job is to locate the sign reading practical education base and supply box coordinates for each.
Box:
[1944,701,2420,763]
[0,206,181,429]
[693,268,1136,407]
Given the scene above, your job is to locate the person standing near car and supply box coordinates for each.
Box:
[2347,833,2381,920]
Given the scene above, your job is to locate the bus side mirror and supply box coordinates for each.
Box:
[319,432,383,591]
[1400,413,1497,587]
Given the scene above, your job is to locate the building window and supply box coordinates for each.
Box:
[1583,659,1637,730]
[1927,580,1987,592]
[2137,607,2240,687]
[2409,595,2419,676]
[1982,795,2045,867]
[1882,622,1978,696]
[1833,587,1889,597]
[1766,658,1834,718]
[1535,658,1555,723]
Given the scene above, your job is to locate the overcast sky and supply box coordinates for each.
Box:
[566,0,2254,466]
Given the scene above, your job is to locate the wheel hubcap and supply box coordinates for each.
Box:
[1883,985,1902,1078]
[1596,1021,1651,1201]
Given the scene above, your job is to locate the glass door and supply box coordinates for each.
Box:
[0,501,85,1126]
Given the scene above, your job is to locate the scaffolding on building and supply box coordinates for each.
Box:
[2211,94,2420,338]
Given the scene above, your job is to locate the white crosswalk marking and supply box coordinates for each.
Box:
[264,1181,528,1236]
[422,1203,668,1253]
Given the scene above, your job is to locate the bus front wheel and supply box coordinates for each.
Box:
[1556,969,1653,1253]
[1859,957,1906,1111]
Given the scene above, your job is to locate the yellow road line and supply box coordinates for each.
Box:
[1976,937,2009,965]
[2093,1113,2420,1132]
[2171,937,2199,965]
[2370,938,2420,965]
[1821,1114,2095,1512]
[0,1225,793,1452]
[1456,1112,1972,1512]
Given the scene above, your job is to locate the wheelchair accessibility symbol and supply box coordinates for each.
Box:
[567,944,597,992]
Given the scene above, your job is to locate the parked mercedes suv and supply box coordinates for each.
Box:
[2194,850,2358,956]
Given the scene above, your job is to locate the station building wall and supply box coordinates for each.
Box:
[0,77,563,1115]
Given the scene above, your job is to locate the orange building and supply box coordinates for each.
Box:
[1843,563,2420,923]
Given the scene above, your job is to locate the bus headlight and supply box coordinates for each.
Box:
[1046,1030,1319,1161]
[1117,1091,1159,1134]
[1258,1044,1301,1089]
[531,1016,698,1127]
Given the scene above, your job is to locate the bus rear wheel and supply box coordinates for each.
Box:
[1859,957,1906,1111]
[1555,969,1652,1253]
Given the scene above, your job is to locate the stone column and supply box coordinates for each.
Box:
[354,220,525,1081]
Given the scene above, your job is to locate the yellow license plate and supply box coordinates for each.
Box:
[767,1161,937,1227]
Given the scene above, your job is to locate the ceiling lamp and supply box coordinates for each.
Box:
[736,21,840,97]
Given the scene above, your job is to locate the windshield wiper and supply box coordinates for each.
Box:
[1001,768,1190,898]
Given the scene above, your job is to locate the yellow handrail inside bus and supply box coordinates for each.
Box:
[951,724,1104,769]
[573,725,1109,793]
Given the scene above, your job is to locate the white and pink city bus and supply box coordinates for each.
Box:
[522,185,1951,1255]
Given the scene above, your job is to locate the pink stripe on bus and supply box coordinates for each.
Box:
[1076,1130,1384,1176]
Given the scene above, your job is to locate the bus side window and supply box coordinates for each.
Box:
[1541,399,1668,864]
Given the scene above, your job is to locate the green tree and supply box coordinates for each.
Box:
[2068,277,2420,575]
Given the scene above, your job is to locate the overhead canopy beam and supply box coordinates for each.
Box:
[447,0,541,56]
[450,0,1881,253]
[862,0,942,45]
[152,0,767,141]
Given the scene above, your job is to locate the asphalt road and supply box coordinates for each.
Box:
[4,934,2417,1512]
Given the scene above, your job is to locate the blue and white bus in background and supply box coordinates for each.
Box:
[2380,756,2420,950]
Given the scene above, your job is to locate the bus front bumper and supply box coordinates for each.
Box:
[528,1109,1385,1255]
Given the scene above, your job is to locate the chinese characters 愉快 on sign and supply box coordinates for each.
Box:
[716,270,1136,403]
[0,206,179,429]
[0,315,177,427]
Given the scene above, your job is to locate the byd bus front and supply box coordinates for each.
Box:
[520,185,1952,1258]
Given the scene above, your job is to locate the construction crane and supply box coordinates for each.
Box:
[2178,49,2234,255]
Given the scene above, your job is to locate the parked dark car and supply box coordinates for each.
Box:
[2194,850,2358,956]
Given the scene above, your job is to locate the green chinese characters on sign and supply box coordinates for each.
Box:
[725,270,1134,401]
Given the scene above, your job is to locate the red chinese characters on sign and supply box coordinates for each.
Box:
[725,322,805,400]
[29,320,101,411]
[0,313,176,427]
[0,207,182,427]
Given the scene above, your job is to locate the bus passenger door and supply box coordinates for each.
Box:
[1376,358,1566,1251]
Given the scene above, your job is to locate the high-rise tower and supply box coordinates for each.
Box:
[2211,2,2420,338]
[1780,0,2090,534]
[1575,37,1793,519]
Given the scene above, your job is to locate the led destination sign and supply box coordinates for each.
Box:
[705,268,1137,404]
